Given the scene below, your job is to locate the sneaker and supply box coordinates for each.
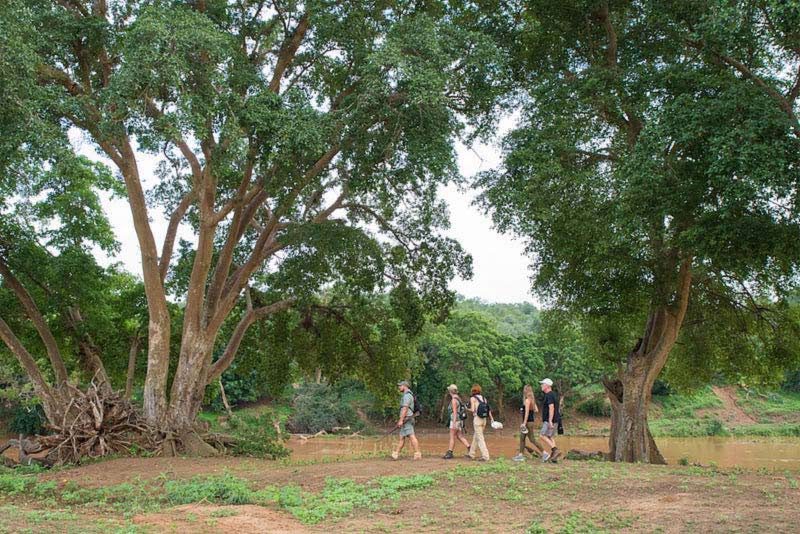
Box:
[413,452,422,460]
[443,450,454,459]
[541,452,551,462]
[390,451,399,461]
[512,453,525,462]
[477,457,488,462]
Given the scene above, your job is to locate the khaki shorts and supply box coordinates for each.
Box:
[400,419,415,437]
[540,422,555,438]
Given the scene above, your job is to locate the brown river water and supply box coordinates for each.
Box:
[3,432,799,470]
[287,430,800,470]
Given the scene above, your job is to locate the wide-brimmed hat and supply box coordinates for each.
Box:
[539,378,553,386]
[397,380,410,387]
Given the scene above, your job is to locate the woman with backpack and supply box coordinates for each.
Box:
[443,384,471,459]
[512,384,545,461]
[467,384,494,461]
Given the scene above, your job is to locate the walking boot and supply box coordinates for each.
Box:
[442,450,454,459]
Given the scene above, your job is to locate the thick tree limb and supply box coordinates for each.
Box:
[269,13,310,93]
[159,190,196,281]
[0,317,53,402]
[206,298,295,384]
[0,259,69,386]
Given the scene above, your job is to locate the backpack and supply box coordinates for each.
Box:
[456,398,467,421]
[474,395,490,418]
[409,390,422,418]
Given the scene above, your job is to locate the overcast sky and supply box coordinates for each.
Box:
[86,131,536,305]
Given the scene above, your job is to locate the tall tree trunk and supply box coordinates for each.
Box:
[167,331,213,431]
[603,261,692,464]
[603,348,669,464]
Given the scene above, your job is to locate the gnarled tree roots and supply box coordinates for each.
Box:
[0,383,237,467]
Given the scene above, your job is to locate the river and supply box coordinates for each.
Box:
[287,430,800,470]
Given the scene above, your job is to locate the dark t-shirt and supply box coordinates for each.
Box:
[542,391,560,423]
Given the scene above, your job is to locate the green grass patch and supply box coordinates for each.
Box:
[735,390,800,420]
[0,468,437,526]
[652,386,722,419]
[269,474,436,524]
[555,510,635,533]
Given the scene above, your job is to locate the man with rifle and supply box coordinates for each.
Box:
[391,381,422,460]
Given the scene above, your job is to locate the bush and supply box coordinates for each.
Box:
[576,396,611,417]
[705,418,728,436]
[651,380,672,396]
[287,382,363,433]
[8,403,46,435]
[227,413,290,459]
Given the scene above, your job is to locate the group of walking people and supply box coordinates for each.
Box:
[391,378,562,463]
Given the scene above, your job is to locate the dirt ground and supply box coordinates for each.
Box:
[3,454,799,534]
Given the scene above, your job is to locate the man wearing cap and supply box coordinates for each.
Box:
[391,381,421,460]
[539,378,561,462]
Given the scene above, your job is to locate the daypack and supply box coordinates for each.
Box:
[474,394,490,418]
[409,390,422,418]
[456,398,468,421]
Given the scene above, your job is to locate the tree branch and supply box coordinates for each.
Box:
[206,298,295,384]
[686,40,800,137]
[0,317,53,399]
[159,190,196,282]
[0,259,69,387]
[269,13,310,93]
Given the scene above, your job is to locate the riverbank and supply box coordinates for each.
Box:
[1,455,798,533]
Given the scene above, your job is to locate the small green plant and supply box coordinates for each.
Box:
[527,522,547,534]
[678,457,689,466]
[209,508,239,518]
[705,419,728,436]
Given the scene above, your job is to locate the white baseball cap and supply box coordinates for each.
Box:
[539,378,553,386]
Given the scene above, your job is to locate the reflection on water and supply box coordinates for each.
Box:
[287,430,800,470]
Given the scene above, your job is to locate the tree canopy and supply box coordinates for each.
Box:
[478,0,800,462]
[0,0,504,454]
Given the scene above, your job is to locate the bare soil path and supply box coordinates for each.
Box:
[711,385,759,424]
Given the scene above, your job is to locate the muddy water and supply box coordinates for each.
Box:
[288,430,800,470]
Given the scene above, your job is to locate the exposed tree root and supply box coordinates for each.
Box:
[0,383,239,467]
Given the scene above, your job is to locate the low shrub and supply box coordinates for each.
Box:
[287,382,363,433]
[165,473,256,505]
[705,418,728,436]
[8,404,46,436]
[227,412,290,459]
[576,396,611,417]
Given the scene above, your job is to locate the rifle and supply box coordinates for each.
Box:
[382,425,399,437]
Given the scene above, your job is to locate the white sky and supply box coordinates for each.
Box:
[85,130,536,305]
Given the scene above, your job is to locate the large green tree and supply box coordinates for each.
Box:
[0,0,501,452]
[418,310,523,417]
[479,0,800,462]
